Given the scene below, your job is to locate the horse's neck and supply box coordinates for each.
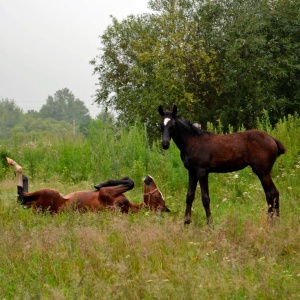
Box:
[173,120,192,151]
[173,135,185,151]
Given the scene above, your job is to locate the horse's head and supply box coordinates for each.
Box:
[158,105,177,149]
[143,174,170,212]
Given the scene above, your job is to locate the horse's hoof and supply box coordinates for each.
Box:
[184,218,191,225]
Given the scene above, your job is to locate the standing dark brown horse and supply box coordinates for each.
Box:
[158,105,286,225]
[7,157,170,214]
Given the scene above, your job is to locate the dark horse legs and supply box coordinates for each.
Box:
[94,177,133,191]
[184,171,198,224]
[258,173,280,219]
[17,175,28,204]
[185,168,279,225]
[186,170,280,226]
[251,161,280,219]
[184,170,212,225]
[199,174,212,225]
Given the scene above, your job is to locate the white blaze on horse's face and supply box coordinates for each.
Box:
[158,189,165,201]
[163,118,171,126]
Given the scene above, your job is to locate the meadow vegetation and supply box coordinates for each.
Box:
[0,114,299,299]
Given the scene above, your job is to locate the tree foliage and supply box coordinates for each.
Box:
[0,99,24,139]
[40,88,91,124]
[0,89,89,140]
[91,0,300,133]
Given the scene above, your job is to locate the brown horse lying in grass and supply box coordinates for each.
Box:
[7,157,170,214]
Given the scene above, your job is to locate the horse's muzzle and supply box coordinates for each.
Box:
[156,205,171,213]
[162,141,170,149]
[163,206,171,212]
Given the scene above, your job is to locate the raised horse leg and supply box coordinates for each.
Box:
[184,171,198,225]
[94,177,134,197]
[6,157,28,203]
[93,177,135,213]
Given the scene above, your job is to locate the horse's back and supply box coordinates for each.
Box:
[244,129,284,156]
[212,129,282,153]
[239,130,285,172]
[189,129,284,173]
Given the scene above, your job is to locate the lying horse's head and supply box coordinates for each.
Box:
[143,174,170,212]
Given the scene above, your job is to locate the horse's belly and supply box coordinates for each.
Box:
[210,159,249,173]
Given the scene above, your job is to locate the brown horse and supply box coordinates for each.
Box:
[7,157,170,214]
[158,105,286,225]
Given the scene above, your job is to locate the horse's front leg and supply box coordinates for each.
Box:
[184,171,198,225]
[199,172,212,225]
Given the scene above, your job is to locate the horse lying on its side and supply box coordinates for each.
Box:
[7,157,170,214]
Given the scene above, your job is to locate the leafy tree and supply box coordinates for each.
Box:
[0,99,24,139]
[40,88,91,125]
[92,0,300,133]
[214,0,300,128]
[79,109,115,137]
[0,98,77,141]
[91,4,220,135]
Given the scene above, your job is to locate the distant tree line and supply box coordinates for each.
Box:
[0,88,95,140]
[91,0,300,135]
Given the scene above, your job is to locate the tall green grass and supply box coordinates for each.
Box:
[0,114,299,299]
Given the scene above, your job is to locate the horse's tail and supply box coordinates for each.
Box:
[274,138,286,157]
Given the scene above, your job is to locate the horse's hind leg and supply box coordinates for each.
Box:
[22,175,28,192]
[17,175,29,204]
[95,178,134,197]
[7,157,28,203]
[257,173,280,219]
[94,178,133,191]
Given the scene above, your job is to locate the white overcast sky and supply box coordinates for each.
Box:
[0,0,151,117]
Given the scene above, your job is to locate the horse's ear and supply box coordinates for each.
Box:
[158,105,164,116]
[172,105,178,117]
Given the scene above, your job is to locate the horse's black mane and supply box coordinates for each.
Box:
[176,116,212,136]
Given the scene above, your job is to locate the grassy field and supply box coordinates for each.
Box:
[0,115,299,299]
